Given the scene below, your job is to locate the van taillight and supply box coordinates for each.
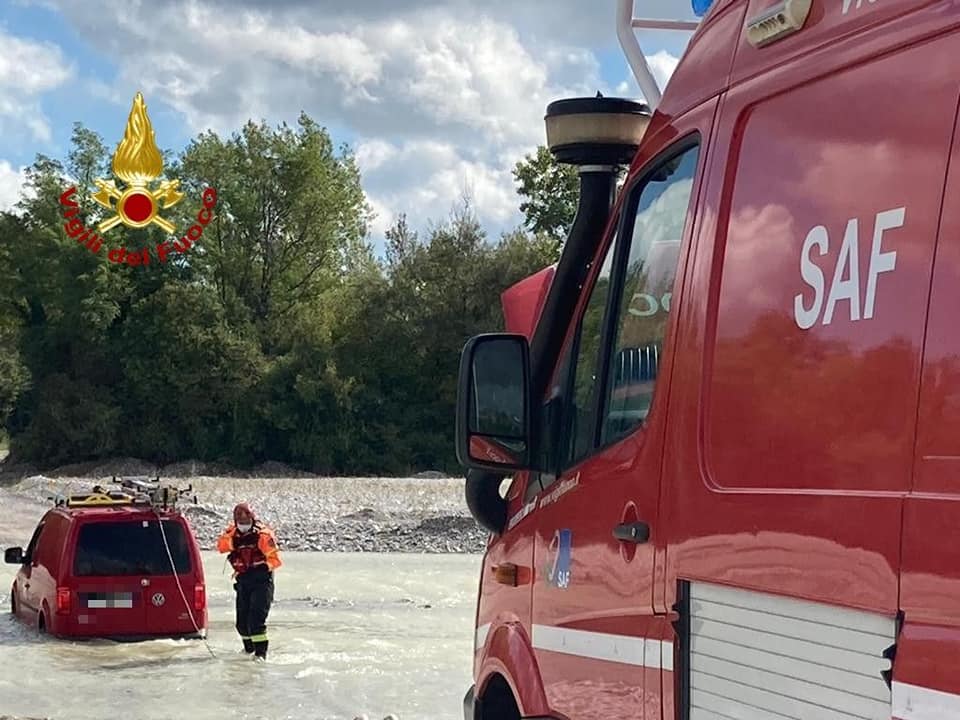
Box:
[194,584,206,611]
[56,587,71,615]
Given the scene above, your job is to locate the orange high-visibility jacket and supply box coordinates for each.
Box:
[217,522,282,574]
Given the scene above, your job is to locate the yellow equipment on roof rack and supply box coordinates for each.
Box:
[62,488,148,508]
[49,477,196,511]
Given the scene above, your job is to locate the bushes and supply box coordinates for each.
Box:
[0,119,561,473]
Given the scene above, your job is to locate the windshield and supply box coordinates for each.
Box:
[72,519,192,576]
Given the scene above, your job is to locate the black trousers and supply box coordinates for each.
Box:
[234,565,274,657]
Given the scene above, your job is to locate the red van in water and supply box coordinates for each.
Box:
[4,482,207,640]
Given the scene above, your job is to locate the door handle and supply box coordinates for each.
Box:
[613,521,650,544]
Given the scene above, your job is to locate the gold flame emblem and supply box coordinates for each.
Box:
[92,92,183,233]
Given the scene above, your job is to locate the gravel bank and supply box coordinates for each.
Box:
[0,474,490,554]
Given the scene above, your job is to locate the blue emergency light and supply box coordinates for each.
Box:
[691,0,714,17]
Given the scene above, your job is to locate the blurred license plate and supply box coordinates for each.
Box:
[82,592,134,609]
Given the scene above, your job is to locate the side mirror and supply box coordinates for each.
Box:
[4,547,24,565]
[456,333,532,472]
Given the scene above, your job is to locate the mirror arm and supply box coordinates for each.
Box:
[465,469,508,535]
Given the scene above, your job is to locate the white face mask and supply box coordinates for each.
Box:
[237,522,253,533]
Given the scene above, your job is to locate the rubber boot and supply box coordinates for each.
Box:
[253,640,268,660]
[242,638,254,654]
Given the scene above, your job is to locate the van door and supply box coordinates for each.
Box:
[897,90,960,713]
[142,516,201,636]
[528,107,711,719]
[18,519,47,623]
[32,513,70,632]
[71,518,150,635]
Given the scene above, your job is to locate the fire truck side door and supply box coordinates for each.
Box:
[529,123,709,719]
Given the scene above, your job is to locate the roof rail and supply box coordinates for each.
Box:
[616,0,700,110]
[49,476,197,511]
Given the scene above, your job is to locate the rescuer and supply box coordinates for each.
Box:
[217,502,282,660]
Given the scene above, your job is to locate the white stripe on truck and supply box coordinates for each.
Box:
[531,624,672,669]
[475,623,490,650]
[475,619,960,718]
[893,682,960,720]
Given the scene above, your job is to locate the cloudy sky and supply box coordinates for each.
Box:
[0,0,697,251]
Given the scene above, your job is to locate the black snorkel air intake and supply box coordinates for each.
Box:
[465,94,651,535]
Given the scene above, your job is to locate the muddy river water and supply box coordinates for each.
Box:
[0,552,482,720]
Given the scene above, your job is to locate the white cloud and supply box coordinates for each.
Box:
[0,160,28,211]
[43,0,690,245]
[614,49,682,105]
[0,29,73,142]
[355,139,399,173]
[648,50,682,91]
[0,32,71,93]
[68,4,603,148]
[357,138,521,239]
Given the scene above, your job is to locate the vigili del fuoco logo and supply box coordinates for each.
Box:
[59,92,217,267]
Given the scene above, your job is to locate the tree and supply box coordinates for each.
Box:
[0,112,562,474]
[176,113,372,346]
[322,201,560,474]
[512,145,578,248]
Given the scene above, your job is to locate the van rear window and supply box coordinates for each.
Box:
[73,520,192,576]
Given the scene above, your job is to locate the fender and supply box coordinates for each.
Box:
[476,621,551,717]
[17,582,39,615]
[500,264,556,340]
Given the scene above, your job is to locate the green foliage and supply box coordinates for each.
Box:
[512,145,579,248]
[176,113,371,344]
[0,116,560,473]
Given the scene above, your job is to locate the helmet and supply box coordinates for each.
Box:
[233,503,254,523]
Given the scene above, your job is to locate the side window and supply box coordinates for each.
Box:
[565,236,619,466]
[24,521,45,562]
[602,144,700,443]
[543,140,700,477]
[34,515,64,572]
[528,337,577,498]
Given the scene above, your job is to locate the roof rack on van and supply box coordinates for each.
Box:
[49,476,197,512]
[616,0,700,110]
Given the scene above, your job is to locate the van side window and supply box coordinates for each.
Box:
[24,521,45,562]
[542,140,700,476]
[34,515,66,572]
[532,334,577,495]
[602,144,700,444]
[565,237,619,466]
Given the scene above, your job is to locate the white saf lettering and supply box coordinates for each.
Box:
[793,207,904,329]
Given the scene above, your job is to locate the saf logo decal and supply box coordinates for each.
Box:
[544,529,572,589]
[794,207,904,329]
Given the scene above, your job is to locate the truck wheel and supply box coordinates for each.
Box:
[480,675,520,720]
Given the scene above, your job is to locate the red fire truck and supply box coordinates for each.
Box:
[456,1,960,718]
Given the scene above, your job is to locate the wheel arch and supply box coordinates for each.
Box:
[476,621,551,717]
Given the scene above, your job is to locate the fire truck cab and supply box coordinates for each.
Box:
[456,1,960,718]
